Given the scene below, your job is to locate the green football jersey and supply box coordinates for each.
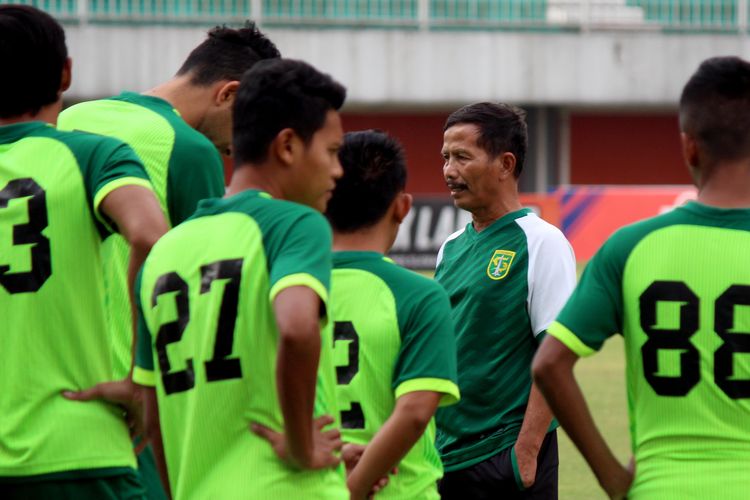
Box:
[132,190,347,500]
[434,209,576,471]
[331,251,460,499]
[59,92,226,379]
[548,201,750,500]
[0,121,151,478]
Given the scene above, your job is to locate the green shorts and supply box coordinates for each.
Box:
[4,468,146,500]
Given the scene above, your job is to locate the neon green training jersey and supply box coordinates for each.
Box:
[133,190,347,500]
[0,122,151,478]
[548,201,750,500]
[331,251,460,499]
[59,92,225,379]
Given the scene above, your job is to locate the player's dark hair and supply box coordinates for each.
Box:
[326,130,407,232]
[679,56,750,164]
[232,58,346,166]
[0,5,68,118]
[176,21,280,86]
[444,102,527,178]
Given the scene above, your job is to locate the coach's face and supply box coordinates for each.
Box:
[292,109,344,212]
[442,123,504,213]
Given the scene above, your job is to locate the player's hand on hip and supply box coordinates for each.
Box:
[62,378,146,452]
[602,462,634,500]
[251,415,343,470]
[512,442,538,488]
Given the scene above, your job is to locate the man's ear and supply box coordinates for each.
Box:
[60,57,72,94]
[393,192,412,224]
[270,128,298,167]
[681,132,700,169]
[214,80,240,107]
[496,152,517,180]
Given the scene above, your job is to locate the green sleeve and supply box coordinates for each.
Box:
[166,135,225,225]
[60,132,152,233]
[133,267,156,387]
[548,232,628,356]
[266,210,333,307]
[392,280,460,407]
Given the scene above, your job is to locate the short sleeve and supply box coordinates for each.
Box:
[267,210,333,308]
[527,227,577,337]
[392,282,460,407]
[166,137,225,225]
[63,133,153,234]
[547,235,626,357]
[133,268,156,387]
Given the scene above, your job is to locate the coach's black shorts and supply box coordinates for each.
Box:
[439,430,558,500]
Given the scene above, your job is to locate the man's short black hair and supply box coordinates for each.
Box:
[232,58,346,166]
[0,5,68,118]
[326,130,407,233]
[176,21,280,86]
[680,56,750,164]
[444,102,527,178]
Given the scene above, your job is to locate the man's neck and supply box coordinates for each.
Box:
[697,160,750,208]
[332,227,392,255]
[146,76,209,128]
[471,197,523,232]
[225,163,284,199]
[0,102,61,127]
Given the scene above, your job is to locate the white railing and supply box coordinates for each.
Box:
[3,0,747,33]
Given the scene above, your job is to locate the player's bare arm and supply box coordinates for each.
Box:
[256,285,342,469]
[513,381,554,488]
[143,386,172,499]
[346,391,441,499]
[532,335,632,499]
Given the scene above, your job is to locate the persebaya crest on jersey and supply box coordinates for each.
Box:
[487,249,516,280]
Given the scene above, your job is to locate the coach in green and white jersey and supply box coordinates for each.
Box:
[325,130,460,499]
[534,57,750,500]
[1,6,167,499]
[436,103,576,499]
[133,59,348,499]
[59,23,280,382]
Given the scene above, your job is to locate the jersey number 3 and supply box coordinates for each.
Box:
[334,321,366,429]
[0,178,51,294]
[640,280,750,399]
[152,259,244,395]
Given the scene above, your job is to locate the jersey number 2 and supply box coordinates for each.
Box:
[152,258,244,395]
[640,280,750,399]
[0,178,51,293]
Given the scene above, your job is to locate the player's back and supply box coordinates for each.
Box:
[59,93,225,379]
[610,201,750,499]
[135,190,346,500]
[331,251,459,499]
[0,122,143,477]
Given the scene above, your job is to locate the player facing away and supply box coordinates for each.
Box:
[435,103,576,499]
[0,5,168,499]
[132,58,348,499]
[533,56,750,500]
[323,130,460,499]
[58,23,280,383]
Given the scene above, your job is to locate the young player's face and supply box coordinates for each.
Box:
[293,110,344,212]
[441,123,503,213]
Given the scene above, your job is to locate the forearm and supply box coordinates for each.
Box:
[515,382,554,453]
[277,332,320,468]
[533,357,622,486]
[127,245,150,371]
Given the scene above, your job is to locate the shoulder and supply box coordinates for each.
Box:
[47,128,134,164]
[375,260,450,311]
[514,213,571,251]
[603,209,684,260]
[436,225,468,268]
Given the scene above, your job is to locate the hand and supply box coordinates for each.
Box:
[600,461,633,500]
[342,443,396,499]
[251,415,342,470]
[512,442,538,489]
[63,378,146,453]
